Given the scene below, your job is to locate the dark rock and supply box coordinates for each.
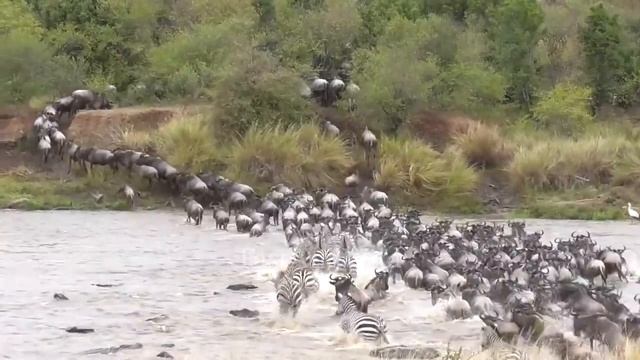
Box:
[370,345,440,359]
[81,343,143,355]
[65,327,94,334]
[229,309,259,318]
[146,314,169,322]
[161,344,175,348]
[226,284,257,291]
[213,291,220,295]
[91,283,121,288]
[157,351,174,358]
[53,293,69,301]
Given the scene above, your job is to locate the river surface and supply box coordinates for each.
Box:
[2,211,640,360]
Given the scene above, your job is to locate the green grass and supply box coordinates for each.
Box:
[513,188,626,220]
[0,169,170,211]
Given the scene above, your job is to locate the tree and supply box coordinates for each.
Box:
[581,4,626,108]
[488,0,543,107]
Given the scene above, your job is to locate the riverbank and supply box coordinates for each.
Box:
[1,105,637,220]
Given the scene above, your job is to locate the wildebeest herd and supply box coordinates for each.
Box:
[255,194,638,359]
[26,85,640,359]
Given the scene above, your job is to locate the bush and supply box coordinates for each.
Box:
[212,50,315,135]
[454,123,513,168]
[225,124,352,191]
[374,137,479,207]
[0,30,84,105]
[155,114,224,173]
[532,83,594,135]
[147,18,253,100]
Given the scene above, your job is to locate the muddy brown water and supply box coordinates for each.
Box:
[1,211,640,359]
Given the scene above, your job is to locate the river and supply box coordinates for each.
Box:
[1,210,639,359]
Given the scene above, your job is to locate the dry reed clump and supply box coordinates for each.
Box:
[225,124,353,191]
[374,137,478,206]
[110,124,154,151]
[155,113,223,173]
[508,136,635,192]
[454,122,514,168]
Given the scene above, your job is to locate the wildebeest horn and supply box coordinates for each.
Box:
[635,294,640,302]
[538,230,544,235]
[587,231,591,238]
[571,231,577,238]
[554,238,561,243]
[329,274,337,281]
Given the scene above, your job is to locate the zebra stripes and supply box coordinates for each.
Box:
[276,275,304,317]
[337,294,389,344]
[336,253,357,279]
[292,267,319,297]
[481,326,529,360]
[311,248,336,272]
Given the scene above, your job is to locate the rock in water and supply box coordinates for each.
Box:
[370,346,440,359]
[82,343,143,355]
[53,293,69,301]
[146,314,169,322]
[157,351,174,358]
[65,327,94,334]
[229,309,259,318]
[161,344,175,348]
[91,283,121,288]
[226,284,257,291]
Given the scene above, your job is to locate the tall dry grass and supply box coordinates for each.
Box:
[225,124,353,191]
[454,122,513,168]
[508,136,636,191]
[374,137,479,208]
[155,113,224,173]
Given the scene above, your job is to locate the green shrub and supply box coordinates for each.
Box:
[532,83,594,135]
[0,30,84,104]
[212,50,315,136]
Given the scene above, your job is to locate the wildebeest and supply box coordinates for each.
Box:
[184,198,204,225]
[71,89,112,113]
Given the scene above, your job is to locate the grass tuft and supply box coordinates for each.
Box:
[225,124,353,192]
[374,137,479,210]
[454,122,513,168]
[155,113,224,173]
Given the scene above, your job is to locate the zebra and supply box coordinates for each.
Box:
[336,294,389,344]
[292,267,319,297]
[276,275,304,317]
[336,252,357,279]
[312,234,336,272]
[336,234,357,278]
[481,325,530,360]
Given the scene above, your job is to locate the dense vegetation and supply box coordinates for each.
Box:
[3,0,640,217]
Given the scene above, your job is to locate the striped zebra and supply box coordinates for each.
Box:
[481,325,529,360]
[276,275,304,317]
[337,294,389,344]
[312,235,336,272]
[292,267,319,297]
[336,252,357,279]
[336,232,357,278]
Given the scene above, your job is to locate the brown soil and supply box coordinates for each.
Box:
[406,110,477,151]
[0,106,39,147]
[68,107,178,147]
